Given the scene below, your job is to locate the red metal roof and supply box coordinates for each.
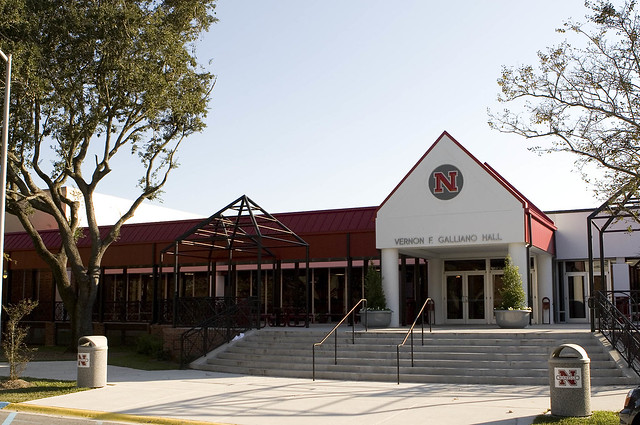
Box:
[4,206,377,251]
[275,207,376,234]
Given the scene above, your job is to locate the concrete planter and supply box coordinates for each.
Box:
[359,309,392,327]
[495,309,530,329]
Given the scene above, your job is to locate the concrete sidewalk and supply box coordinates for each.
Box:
[0,361,629,425]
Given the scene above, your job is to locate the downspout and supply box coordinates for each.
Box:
[551,229,558,324]
[526,212,533,324]
[346,233,352,324]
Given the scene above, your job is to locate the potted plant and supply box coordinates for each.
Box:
[360,262,392,327]
[494,256,531,328]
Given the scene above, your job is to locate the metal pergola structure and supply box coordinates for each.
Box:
[161,195,310,327]
[587,185,640,331]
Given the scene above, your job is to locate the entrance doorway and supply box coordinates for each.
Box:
[445,273,486,324]
[564,272,588,321]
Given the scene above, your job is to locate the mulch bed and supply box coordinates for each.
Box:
[0,379,32,389]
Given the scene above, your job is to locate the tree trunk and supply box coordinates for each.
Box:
[70,273,99,350]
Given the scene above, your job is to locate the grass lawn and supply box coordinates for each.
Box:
[0,378,87,403]
[533,410,618,424]
[28,344,179,370]
[0,343,179,403]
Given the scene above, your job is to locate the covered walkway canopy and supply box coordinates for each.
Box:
[161,195,310,326]
[588,185,640,329]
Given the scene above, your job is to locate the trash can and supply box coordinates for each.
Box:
[77,336,108,388]
[548,343,591,417]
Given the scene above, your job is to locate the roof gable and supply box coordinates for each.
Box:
[376,131,554,250]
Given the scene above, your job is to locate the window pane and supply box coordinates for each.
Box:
[444,260,485,272]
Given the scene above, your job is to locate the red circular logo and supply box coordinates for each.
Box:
[429,164,463,200]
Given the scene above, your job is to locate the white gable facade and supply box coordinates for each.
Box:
[376,132,555,326]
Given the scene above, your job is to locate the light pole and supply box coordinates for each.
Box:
[0,49,12,336]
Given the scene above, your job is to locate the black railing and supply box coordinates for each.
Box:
[180,297,260,368]
[593,291,640,376]
[54,302,69,322]
[396,298,434,384]
[312,299,367,381]
[157,297,248,326]
[264,306,309,327]
[102,301,153,322]
[157,299,173,324]
[21,302,58,322]
[51,301,153,323]
[597,290,640,322]
[45,297,277,326]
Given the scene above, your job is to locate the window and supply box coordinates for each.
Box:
[444,259,485,272]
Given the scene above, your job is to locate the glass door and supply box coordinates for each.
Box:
[467,273,485,321]
[445,273,486,324]
[565,272,588,321]
[446,275,464,322]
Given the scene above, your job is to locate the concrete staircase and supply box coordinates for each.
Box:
[191,326,640,386]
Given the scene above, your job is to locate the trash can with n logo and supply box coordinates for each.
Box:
[548,344,591,417]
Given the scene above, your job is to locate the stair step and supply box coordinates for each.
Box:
[191,328,640,386]
[213,356,620,371]
[209,356,623,377]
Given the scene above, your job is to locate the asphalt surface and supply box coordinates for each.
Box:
[0,360,631,425]
[0,410,132,424]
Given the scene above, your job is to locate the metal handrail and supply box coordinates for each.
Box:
[312,298,367,381]
[593,291,640,376]
[396,298,434,384]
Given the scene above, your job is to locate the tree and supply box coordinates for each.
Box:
[0,0,217,346]
[497,256,527,310]
[489,1,640,210]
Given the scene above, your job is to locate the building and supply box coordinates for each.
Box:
[3,131,638,345]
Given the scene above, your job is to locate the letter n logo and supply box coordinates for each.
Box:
[434,171,458,193]
[429,164,463,200]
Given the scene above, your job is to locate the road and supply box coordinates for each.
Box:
[0,410,132,424]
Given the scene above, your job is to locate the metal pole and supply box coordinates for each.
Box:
[0,50,12,340]
[587,217,595,332]
[173,242,179,327]
[257,249,262,330]
[305,246,310,328]
[334,328,337,365]
[396,345,400,384]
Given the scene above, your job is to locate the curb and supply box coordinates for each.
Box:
[4,403,237,425]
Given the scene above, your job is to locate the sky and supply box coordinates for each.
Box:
[108,0,607,217]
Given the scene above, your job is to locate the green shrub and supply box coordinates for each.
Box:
[498,256,528,310]
[364,262,388,310]
[2,299,39,381]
